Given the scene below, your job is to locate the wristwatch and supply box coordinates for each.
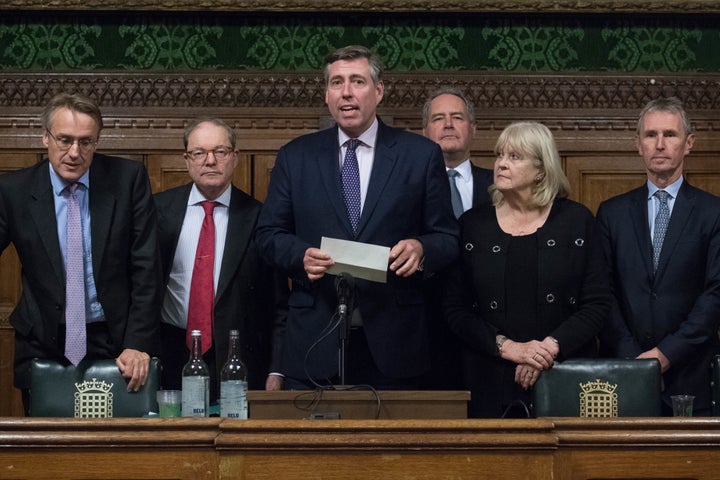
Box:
[496,334,509,355]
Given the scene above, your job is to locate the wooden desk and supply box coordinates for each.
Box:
[246,390,471,419]
[2,418,720,479]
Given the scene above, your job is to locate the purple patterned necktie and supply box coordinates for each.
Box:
[65,183,86,365]
[342,139,361,234]
[652,190,670,273]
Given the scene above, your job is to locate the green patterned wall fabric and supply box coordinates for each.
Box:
[1,12,718,72]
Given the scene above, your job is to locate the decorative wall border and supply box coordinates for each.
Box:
[2,72,719,114]
[3,0,720,13]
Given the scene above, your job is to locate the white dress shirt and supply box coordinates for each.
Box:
[161,184,231,329]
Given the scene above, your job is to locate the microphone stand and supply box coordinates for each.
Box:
[335,273,354,386]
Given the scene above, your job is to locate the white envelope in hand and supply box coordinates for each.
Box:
[320,236,390,283]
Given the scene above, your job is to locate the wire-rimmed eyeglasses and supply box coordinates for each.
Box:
[185,146,235,163]
[46,130,97,153]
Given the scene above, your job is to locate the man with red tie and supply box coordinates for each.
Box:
[155,118,286,404]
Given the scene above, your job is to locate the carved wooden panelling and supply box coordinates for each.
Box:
[0,71,719,416]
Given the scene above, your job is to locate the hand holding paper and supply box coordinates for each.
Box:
[320,237,391,283]
[303,247,334,281]
[389,239,424,277]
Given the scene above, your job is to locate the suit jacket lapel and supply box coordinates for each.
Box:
[88,160,115,274]
[629,186,655,278]
[28,164,64,284]
[317,127,356,237]
[654,182,695,281]
[217,187,254,301]
[161,184,192,280]
[357,121,396,237]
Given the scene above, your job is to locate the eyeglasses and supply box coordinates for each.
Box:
[46,130,97,153]
[185,146,235,163]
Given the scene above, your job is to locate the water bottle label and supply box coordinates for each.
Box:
[182,376,209,417]
[220,379,248,419]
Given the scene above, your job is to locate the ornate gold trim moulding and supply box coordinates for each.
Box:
[2,0,720,12]
[1,72,719,113]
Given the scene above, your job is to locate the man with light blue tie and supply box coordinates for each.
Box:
[0,93,161,414]
[422,87,493,217]
[597,97,720,416]
[419,87,494,390]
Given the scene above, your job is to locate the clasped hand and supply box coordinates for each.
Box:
[504,337,560,389]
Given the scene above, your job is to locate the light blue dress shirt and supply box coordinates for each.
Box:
[50,164,106,323]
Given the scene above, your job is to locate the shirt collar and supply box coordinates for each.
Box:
[647,175,683,200]
[49,162,89,196]
[188,183,231,207]
[447,158,472,182]
[338,117,379,149]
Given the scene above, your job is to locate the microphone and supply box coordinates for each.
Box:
[335,272,354,319]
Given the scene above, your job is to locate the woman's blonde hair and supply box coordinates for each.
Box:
[489,121,570,207]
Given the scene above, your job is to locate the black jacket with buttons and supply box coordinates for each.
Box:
[442,197,611,417]
[444,197,610,358]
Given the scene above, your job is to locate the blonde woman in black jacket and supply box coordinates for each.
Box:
[443,121,611,418]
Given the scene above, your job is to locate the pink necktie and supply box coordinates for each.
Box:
[186,201,217,354]
[65,183,86,365]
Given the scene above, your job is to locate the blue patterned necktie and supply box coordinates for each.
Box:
[342,139,362,234]
[652,190,670,272]
[65,183,86,365]
[447,169,464,218]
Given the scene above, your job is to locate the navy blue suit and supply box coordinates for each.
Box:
[254,119,459,381]
[597,180,720,413]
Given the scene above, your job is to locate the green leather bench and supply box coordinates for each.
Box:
[533,358,661,417]
[30,357,160,417]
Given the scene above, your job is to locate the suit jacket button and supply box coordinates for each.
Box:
[546,294,555,303]
[490,301,498,310]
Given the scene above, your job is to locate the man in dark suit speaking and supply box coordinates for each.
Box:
[598,97,720,415]
[0,93,162,413]
[255,45,459,390]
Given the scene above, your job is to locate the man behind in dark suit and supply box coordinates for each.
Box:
[155,118,286,403]
[597,97,720,415]
[0,93,161,413]
[420,87,494,389]
[422,86,493,213]
[254,45,459,390]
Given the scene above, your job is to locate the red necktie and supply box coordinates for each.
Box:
[186,201,218,354]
